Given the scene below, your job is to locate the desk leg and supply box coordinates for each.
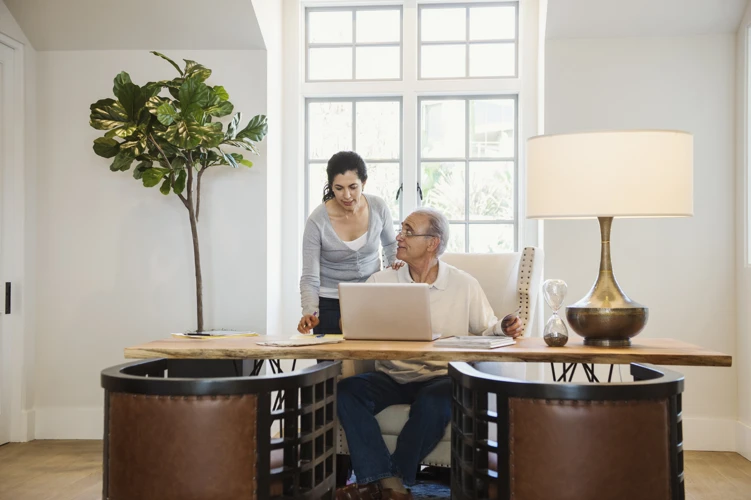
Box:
[550,363,616,383]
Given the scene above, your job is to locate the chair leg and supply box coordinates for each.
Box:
[336,454,353,487]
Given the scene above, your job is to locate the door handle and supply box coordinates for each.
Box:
[4,282,10,314]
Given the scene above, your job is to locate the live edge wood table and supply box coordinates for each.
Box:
[124,336,732,379]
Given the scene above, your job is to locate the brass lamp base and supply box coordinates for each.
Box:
[565,217,649,348]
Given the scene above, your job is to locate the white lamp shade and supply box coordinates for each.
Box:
[526,130,693,219]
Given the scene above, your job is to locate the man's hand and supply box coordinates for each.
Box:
[297,314,320,334]
[391,260,405,270]
[500,315,523,338]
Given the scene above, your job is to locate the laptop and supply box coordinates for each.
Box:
[338,283,441,341]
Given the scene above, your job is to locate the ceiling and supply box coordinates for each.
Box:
[547,0,749,39]
[3,0,266,50]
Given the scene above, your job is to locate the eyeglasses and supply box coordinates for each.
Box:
[396,229,437,238]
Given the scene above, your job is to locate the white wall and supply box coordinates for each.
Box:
[736,2,751,461]
[33,50,268,438]
[546,35,738,451]
[0,0,37,442]
[251,0,284,336]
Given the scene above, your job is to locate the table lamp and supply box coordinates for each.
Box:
[526,130,693,347]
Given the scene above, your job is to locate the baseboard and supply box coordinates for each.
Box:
[737,420,751,460]
[682,417,737,451]
[34,407,103,440]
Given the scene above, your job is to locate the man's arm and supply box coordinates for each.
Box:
[467,280,523,337]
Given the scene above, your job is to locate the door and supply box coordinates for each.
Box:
[0,41,14,445]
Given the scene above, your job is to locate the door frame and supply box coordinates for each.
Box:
[0,31,29,443]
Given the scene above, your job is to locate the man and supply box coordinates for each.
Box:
[336,208,523,500]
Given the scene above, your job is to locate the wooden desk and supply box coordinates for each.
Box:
[125,336,731,367]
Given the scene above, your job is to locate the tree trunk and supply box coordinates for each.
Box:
[187,204,204,332]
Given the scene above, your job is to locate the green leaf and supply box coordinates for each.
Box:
[240,159,253,168]
[93,137,120,158]
[133,160,152,179]
[110,150,135,172]
[212,86,229,101]
[183,60,212,82]
[151,51,183,75]
[207,100,233,117]
[120,139,147,157]
[90,98,131,131]
[159,177,171,195]
[223,138,260,155]
[174,169,187,194]
[202,122,224,148]
[156,102,179,126]
[178,77,210,110]
[236,114,268,142]
[142,81,165,98]
[223,150,239,168]
[142,167,169,187]
[227,112,242,139]
[113,72,146,121]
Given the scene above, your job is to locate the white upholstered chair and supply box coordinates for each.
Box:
[337,247,544,470]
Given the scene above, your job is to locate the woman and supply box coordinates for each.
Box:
[298,151,400,334]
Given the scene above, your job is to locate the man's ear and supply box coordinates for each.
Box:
[428,236,439,253]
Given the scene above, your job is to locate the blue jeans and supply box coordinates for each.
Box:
[337,371,452,486]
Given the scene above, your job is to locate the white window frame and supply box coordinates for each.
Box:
[417,2,519,80]
[304,96,403,219]
[281,0,542,333]
[306,5,404,82]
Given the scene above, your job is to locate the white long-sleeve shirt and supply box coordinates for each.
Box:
[367,260,505,383]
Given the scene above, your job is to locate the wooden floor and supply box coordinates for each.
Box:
[0,441,750,499]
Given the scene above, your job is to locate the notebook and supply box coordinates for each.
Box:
[434,336,516,349]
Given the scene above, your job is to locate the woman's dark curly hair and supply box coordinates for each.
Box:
[322,151,368,202]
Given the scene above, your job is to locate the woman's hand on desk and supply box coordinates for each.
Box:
[298,314,320,333]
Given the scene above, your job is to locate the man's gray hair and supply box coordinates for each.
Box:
[412,207,450,257]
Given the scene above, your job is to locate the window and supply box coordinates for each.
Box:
[302,1,522,253]
[306,98,403,220]
[419,3,518,79]
[306,7,403,81]
[420,96,516,252]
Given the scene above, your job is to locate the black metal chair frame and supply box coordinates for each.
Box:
[449,362,685,500]
[101,359,341,500]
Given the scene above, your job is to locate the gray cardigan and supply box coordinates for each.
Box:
[300,194,397,316]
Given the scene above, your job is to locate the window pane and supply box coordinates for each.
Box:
[308,163,328,215]
[469,43,515,77]
[469,224,514,253]
[421,162,465,220]
[366,163,401,221]
[447,224,466,253]
[309,11,353,44]
[421,8,466,42]
[469,6,515,40]
[355,46,400,80]
[356,101,400,159]
[421,45,466,78]
[308,101,352,160]
[309,47,353,80]
[469,99,515,158]
[469,162,514,220]
[421,100,466,158]
[357,10,401,43]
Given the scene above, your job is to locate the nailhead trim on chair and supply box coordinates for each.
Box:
[518,247,536,334]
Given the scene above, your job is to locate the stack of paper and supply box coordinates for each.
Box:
[257,337,344,347]
[171,331,259,340]
[434,336,515,349]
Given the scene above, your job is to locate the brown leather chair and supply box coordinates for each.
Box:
[449,362,685,500]
[101,359,341,500]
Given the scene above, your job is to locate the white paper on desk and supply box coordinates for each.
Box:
[257,338,344,347]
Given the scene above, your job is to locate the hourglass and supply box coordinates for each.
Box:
[543,279,569,347]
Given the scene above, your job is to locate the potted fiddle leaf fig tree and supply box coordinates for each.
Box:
[89,51,268,332]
